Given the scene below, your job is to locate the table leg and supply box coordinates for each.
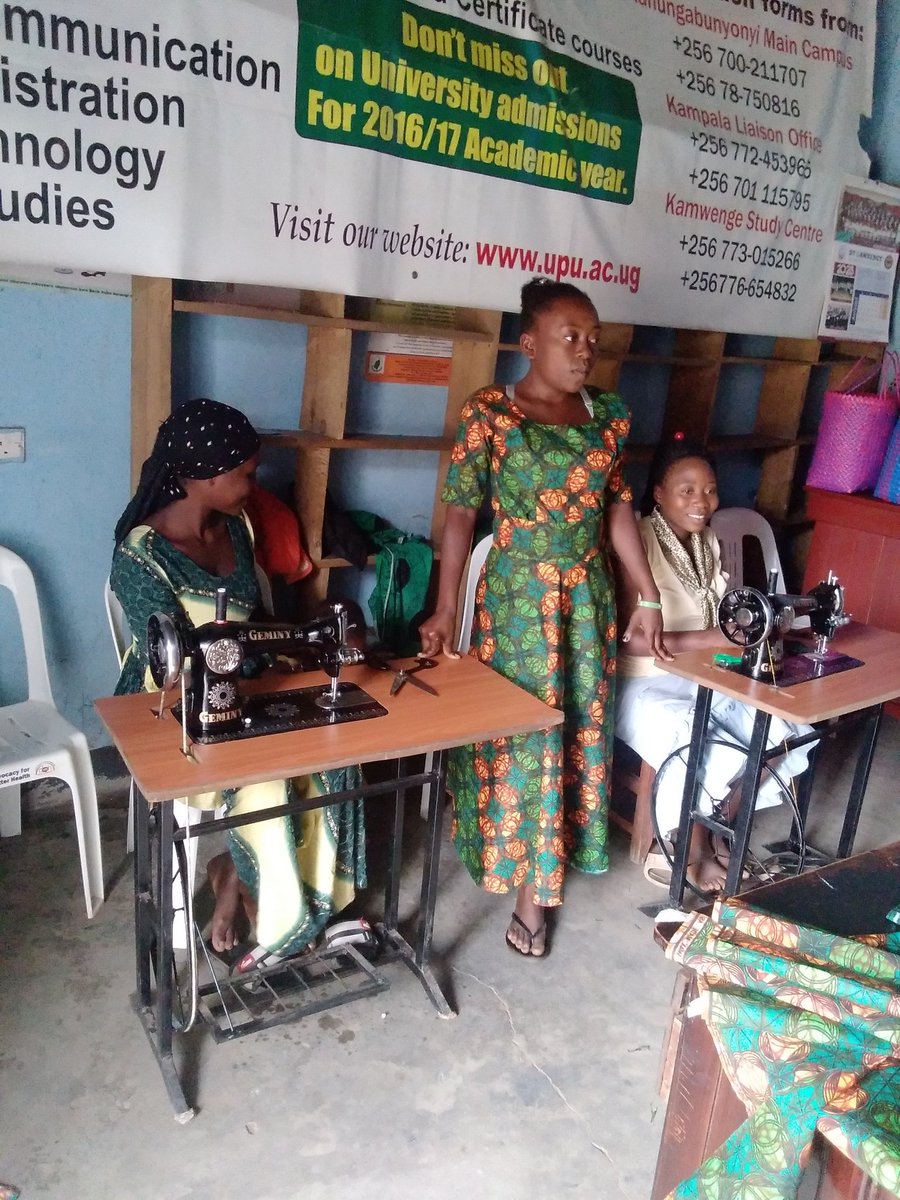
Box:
[134,798,194,1123]
[669,686,713,909]
[724,710,770,895]
[411,748,453,1017]
[134,785,152,1005]
[383,759,405,931]
[837,704,883,859]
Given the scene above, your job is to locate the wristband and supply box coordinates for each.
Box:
[636,598,662,610]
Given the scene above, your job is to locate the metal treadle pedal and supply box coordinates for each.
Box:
[195,943,390,1041]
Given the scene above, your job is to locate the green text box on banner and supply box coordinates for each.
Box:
[295,0,641,203]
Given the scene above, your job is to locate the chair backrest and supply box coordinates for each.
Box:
[456,534,492,653]
[104,578,132,669]
[709,508,783,592]
[0,545,54,704]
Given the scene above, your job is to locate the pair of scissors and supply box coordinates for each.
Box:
[389,657,438,696]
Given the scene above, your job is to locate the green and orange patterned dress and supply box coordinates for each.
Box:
[442,385,633,906]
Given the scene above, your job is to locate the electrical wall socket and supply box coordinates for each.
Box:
[0,428,25,462]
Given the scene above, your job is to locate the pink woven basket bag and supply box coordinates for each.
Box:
[807,354,899,494]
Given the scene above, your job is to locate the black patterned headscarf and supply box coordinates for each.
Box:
[114,398,260,544]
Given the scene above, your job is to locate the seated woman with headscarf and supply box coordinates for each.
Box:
[111,397,366,973]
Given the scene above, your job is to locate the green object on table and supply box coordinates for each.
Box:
[713,652,744,666]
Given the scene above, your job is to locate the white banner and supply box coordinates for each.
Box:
[0,0,876,335]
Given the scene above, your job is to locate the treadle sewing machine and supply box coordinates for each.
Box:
[716,570,859,685]
[146,587,385,746]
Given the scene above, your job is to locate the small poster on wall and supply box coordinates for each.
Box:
[364,299,454,385]
[818,177,900,342]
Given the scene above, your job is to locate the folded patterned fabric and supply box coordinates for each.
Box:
[665,899,900,1199]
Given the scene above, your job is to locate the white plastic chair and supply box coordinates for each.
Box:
[454,534,493,654]
[709,508,784,591]
[420,535,492,816]
[0,546,104,918]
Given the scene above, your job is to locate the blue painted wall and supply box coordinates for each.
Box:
[0,285,131,744]
[1,2,898,748]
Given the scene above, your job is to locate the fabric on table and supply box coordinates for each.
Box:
[615,516,813,834]
[110,515,366,957]
[664,898,900,1199]
[441,384,632,905]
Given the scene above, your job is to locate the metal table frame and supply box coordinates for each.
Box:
[133,750,451,1122]
[667,695,884,908]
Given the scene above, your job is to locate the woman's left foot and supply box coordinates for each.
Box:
[506,885,548,957]
[505,911,547,957]
[207,852,245,952]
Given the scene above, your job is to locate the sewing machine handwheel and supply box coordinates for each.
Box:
[717,587,774,649]
[147,612,185,690]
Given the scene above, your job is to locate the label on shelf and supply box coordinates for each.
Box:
[365,330,452,385]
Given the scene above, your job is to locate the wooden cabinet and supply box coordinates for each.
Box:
[804,488,900,719]
[131,277,881,598]
[653,842,900,1200]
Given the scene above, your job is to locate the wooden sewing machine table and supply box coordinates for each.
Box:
[655,622,900,908]
[96,654,562,1121]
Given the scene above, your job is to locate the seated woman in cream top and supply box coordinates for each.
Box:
[615,437,812,894]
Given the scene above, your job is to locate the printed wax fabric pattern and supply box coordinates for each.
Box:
[110,517,367,956]
[665,898,900,1200]
[441,386,632,905]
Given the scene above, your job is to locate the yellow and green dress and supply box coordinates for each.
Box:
[111,515,366,956]
[442,385,633,907]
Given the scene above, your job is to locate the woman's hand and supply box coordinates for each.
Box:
[419,608,460,659]
[622,605,672,661]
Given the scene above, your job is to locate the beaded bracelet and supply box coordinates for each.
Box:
[636,598,663,610]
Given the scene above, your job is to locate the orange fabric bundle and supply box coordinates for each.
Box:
[244,483,314,583]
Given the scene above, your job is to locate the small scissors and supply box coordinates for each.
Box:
[389,657,438,696]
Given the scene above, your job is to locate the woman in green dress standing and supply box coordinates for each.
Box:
[419,278,666,957]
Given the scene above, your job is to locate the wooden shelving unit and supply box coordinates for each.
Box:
[131,279,882,598]
[131,278,500,601]
[581,326,883,524]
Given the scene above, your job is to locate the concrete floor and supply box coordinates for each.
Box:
[1,717,897,1200]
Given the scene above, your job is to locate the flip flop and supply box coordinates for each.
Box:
[505,911,547,958]
[643,850,673,889]
[231,944,287,976]
[642,839,677,889]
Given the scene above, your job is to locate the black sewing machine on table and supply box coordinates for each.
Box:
[715,570,862,685]
[146,588,386,747]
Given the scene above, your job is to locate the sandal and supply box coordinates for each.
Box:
[642,839,676,889]
[505,911,548,958]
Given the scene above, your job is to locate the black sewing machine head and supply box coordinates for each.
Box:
[147,588,368,742]
[717,570,849,682]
